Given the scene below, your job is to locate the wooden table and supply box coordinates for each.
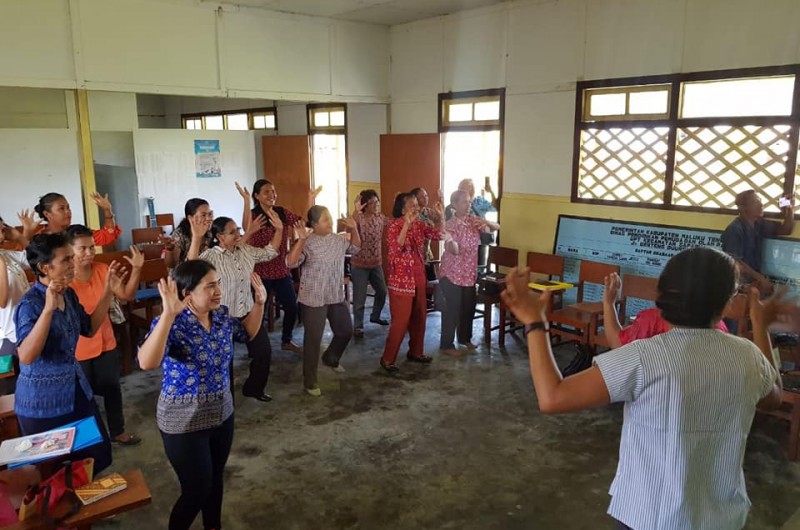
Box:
[7,469,151,530]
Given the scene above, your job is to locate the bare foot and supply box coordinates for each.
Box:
[460,341,478,350]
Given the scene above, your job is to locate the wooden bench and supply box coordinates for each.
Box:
[7,469,151,530]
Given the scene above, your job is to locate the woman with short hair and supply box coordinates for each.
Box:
[350,189,388,338]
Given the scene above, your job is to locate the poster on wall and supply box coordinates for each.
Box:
[194,140,221,178]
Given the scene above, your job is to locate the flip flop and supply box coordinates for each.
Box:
[112,434,142,446]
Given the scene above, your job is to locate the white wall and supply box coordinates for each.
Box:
[347,104,387,183]
[88,92,138,131]
[276,105,308,136]
[0,0,390,102]
[389,0,800,195]
[0,88,69,128]
[0,129,84,223]
[133,129,256,227]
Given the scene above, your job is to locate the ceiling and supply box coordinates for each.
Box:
[224,0,508,25]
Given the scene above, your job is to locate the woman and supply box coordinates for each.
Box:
[239,180,305,354]
[138,261,266,530]
[67,224,144,446]
[189,211,283,402]
[286,206,360,397]
[501,247,783,530]
[164,198,214,268]
[0,212,38,394]
[350,190,388,338]
[380,193,445,373]
[410,187,442,276]
[438,189,492,354]
[14,233,123,473]
[35,191,121,247]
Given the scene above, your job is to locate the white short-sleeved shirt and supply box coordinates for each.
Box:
[594,328,777,530]
[0,250,30,343]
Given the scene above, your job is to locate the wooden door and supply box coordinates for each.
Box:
[262,136,312,218]
[379,133,441,217]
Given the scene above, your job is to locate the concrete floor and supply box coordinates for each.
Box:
[101,309,800,530]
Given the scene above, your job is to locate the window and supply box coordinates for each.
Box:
[573,66,800,214]
[181,108,277,131]
[307,104,347,221]
[439,89,505,225]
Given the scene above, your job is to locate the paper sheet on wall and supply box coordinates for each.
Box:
[195,140,221,178]
[135,151,197,199]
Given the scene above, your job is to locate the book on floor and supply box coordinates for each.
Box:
[0,427,76,466]
[75,473,128,505]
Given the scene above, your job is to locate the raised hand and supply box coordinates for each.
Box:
[265,209,282,231]
[44,280,65,313]
[189,215,210,241]
[353,197,365,214]
[603,273,621,306]
[158,277,186,317]
[89,192,113,212]
[431,200,445,219]
[340,215,357,230]
[235,181,250,202]
[403,208,416,226]
[293,220,309,240]
[250,272,267,305]
[310,185,323,201]
[501,267,550,325]
[124,245,145,269]
[105,261,128,293]
[17,209,42,235]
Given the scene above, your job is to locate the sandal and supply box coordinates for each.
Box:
[112,434,142,446]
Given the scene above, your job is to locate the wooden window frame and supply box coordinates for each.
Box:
[181,107,277,131]
[571,64,800,217]
[438,88,505,132]
[307,103,347,135]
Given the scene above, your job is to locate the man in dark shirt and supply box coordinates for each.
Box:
[721,189,794,293]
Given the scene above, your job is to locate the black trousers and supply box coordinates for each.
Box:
[241,322,272,396]
[80,349,125,438]
[263,275,298,345]
[161,414,235,530]
[438,277,477,348]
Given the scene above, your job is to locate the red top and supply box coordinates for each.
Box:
[386,218,441,296]
[38,224,121,247]
[618,307,729,345]
[250,207,301,280]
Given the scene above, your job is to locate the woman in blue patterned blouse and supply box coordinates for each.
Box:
[14,233,125,473]
[138,260,266,530]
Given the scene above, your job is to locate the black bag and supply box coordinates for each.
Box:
[479,231,495,245]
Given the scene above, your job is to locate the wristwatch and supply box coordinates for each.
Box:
[524,321,549,336]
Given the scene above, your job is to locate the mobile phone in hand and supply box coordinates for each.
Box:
[780,196,792,208]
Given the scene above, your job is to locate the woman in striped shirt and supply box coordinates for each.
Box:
[501,247,782,530]
[286,205,361,397]
[187,211,281,402]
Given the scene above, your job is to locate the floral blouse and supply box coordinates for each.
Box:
[351,213,386,269]
[250,207,302,281]
[439,215,481,287]
[386,218,442,296]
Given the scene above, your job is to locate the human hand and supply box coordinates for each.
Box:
[44,280,66,313]
[106,261,128,293]
[749,285,793,329]
[265,209,282,231]
[354,197,365,214]
[158,277,186,317]
[250,272,267,305]
[340,216,357,230]
[124,245,145,269]
[757,278,774,297]
[293,220,309,240]
[89,192,113,213]
[500,267,550,325]
[17,209,41,234]
[189,215,210,241]
[245,214,267,240]
[309,185,323,201]
[603,273,621,306]
[235,181,250,202]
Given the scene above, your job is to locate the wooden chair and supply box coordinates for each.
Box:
[131,227,164,245]
[425,260,441,313]
[526,252,567,318]
[475,246,519,345]
[126,259,169,340]
[722,293,751,339]
[145,213,175,228]
[591,274,658,349]
[549,260,620,354]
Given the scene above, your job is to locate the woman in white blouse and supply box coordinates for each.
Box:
[188,210,282,402]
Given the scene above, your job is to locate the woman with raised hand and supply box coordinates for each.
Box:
[350,190,389,338]
[286,206,361,397]
[380,192,445,374]
[138,262,266,530]
[500,247,783,530]
[164,198,213,268]
[188,210,283,402]
[67,224,144,446]
[0,211,39,393]
[438,189,487,355]
[14,233,124,473]
[35,191,121,247]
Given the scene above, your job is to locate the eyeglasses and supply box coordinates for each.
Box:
[197,211,214,219]
[221,227,243,236]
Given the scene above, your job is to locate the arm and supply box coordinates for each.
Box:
[17,281,64,365]
[241,273,266,340]
[185,216,210,261]
[90,192,117,231]
[117,246,144,301]
[137,277,185,370]
[236,182,252,232]
[341,205,362,250]
[777,199,795,236]
[285,221,308,268]
[397,218,413,247]
[86,263,121,336]
[0,256,8,308]
[749,287,785,410]
[502,267,612,413]
[602,273,623,349]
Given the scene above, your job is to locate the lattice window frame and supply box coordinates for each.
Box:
[571,65,800,217]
